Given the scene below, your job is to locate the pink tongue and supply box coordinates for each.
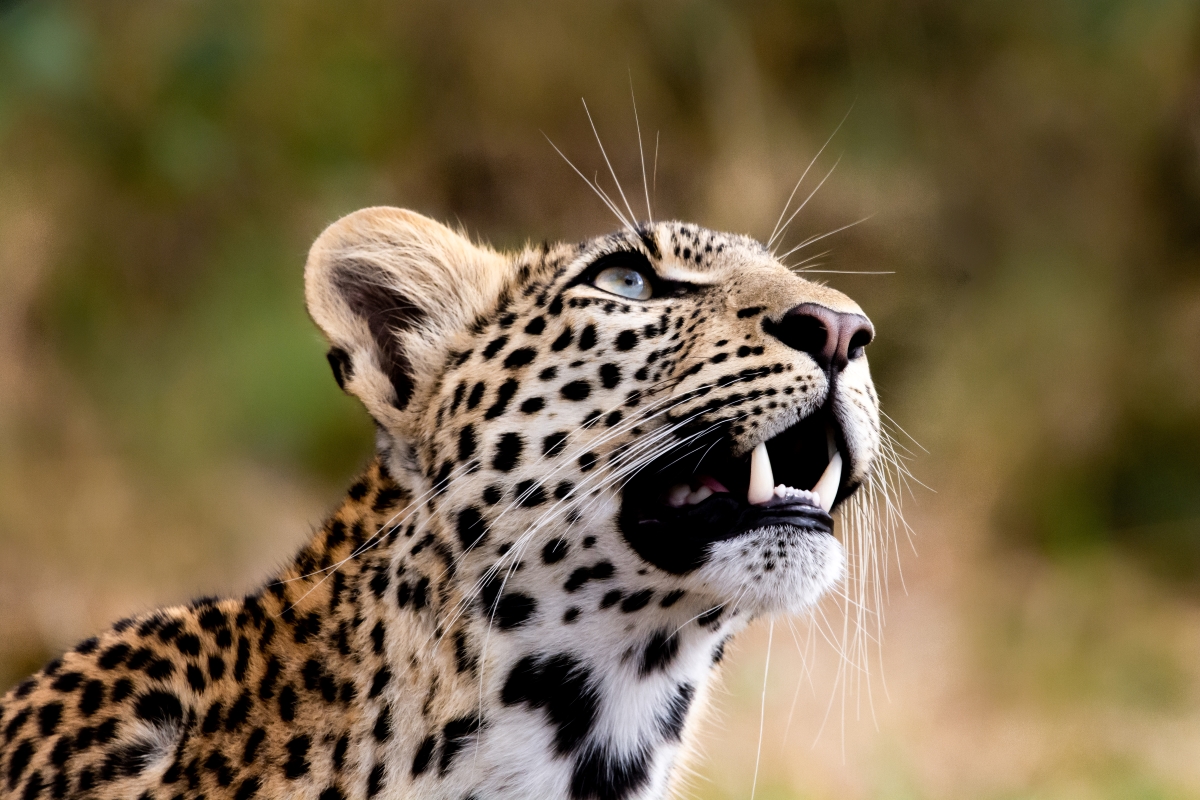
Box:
[698,475,730,494]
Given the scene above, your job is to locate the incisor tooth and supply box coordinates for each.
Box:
[813,450,843,512]
[748,442,774,505]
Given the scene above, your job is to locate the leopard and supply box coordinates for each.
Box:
[0,206,881,800]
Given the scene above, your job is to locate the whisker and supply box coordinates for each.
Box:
[629,73,653,223]
[767,104,854,249]
[582,98,639,225]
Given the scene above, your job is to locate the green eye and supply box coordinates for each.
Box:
[593,266,652,300]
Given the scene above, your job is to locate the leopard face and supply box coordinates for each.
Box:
[307,208,880,623]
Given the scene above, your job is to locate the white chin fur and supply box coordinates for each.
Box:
[694,527,845,615]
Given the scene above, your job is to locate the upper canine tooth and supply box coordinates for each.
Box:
[666,484,690,507]
[814,450,843,512]
[687,486,713,505]
[748,442,774,505]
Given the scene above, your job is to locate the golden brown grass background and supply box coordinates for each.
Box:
[2,2,1200,797]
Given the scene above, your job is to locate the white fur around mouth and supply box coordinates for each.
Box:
[664,428,844,513]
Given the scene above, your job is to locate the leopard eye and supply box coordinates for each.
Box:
[593,266,652,300]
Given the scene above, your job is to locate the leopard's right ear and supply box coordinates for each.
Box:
[305,207,508,431]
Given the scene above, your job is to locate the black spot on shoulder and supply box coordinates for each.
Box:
[134,691,182,727]
[367,762,386,796]
[525,316,546,335]
[501,654,597,754]
[37,702,62,736]
[660,589,685,607]
[284,734,311,779]
[639,629,680,676]
[439,714,481,775]
[620,590,653,613]
[578,325,597,350]
[570,745,651,800]
[411,735,436,776]
[615,330,638,351]
[659,682,695,741]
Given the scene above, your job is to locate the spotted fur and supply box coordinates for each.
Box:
[0,208,881,799]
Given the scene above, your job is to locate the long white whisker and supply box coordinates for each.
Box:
[629,73,653,223]
[767,103,853,249]
[582,98,638,225]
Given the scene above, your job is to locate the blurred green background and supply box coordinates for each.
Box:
[2,1,1199,797]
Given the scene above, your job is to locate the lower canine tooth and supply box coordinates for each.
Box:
[748,442,774,505]
[813,450,843,512]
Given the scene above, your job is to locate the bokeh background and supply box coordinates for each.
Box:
[2,1,1200,797]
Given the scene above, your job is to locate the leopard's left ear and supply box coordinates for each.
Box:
[305,207,508,432]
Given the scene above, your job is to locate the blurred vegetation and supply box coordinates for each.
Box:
[2,0,1199,797]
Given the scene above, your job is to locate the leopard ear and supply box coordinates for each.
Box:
[305,207,507,430]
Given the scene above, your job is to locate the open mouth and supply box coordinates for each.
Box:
[619,408,850,574]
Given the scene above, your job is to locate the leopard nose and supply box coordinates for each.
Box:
[764,302,874,371]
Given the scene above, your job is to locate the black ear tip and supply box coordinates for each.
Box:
[326,347,354,392]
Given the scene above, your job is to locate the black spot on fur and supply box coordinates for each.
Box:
[243,728,266,764]
[543,432,568,457]
[660,589,685,607]
[615,330,638,351]
[569,744,652,800]
[639,630,680,675]
[579,325,597,350]
[501,654,598,754]
[492,432,524,471]
[561,381,591,401]
[458,425,477,461]
[457,507,487,549]
[483,336,509,360]
[543,538,569,564]
[79,680,104,717]
[520,396,544,413]
[466,381,486,411]
[134,691,182,727]
[367,762,386,796]
[439,714,482,775]
[551,328,573,351]
[494,593,537,629]
[411,735,436,776]
[515,479,546,507]
[504,347,536,368]
[284,734,311,779]
[484,379,519,419]
[37,703,62,736]
[620,590,653,613]
[659,682,695,741]
[599,363,621,389]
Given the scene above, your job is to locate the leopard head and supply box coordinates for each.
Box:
[305,207,880,620]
